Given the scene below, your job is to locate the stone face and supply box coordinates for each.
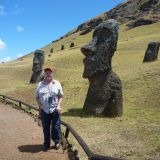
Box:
[143,42,160,62]
[81,19,119,78]
[81,19,123,117]
[30,49,45,83]
[50,48,54,53]
[61,45,65,50]
[70,42,74,48]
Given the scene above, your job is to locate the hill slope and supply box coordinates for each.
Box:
[52,0,160,42]
[0,0,160,159]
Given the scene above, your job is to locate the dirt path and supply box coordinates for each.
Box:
[0,102,66,160]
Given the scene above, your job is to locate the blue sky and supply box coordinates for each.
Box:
[0,0,123,63]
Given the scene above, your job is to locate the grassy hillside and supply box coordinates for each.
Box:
[0,21,160,160]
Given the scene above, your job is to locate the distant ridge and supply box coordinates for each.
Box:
[53,0,160,42]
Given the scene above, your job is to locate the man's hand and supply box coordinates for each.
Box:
[56,106,61,114]
[56,97,62,114]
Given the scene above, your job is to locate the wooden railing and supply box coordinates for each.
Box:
[0,94,124,160]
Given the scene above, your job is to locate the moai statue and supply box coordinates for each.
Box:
[81,19,123,117]
[61,45,65,50]
[30,49,45,83]
[143,42,160,62]
[50,48,54,53]
[70,42,74,48]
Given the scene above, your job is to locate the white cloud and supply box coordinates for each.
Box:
[0,56,12,63]
[0,4,24,16]
[0,5,5,16]
[17,53,23,58]
[4,56,11,61]
[0,39,6,50]
[16,25,24,32]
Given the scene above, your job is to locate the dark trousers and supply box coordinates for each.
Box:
[41,109,61,146]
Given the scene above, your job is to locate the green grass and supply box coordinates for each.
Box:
[0,22,160,159]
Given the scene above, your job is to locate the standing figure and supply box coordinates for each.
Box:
[35,67,63,151]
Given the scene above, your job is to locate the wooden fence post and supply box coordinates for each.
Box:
[65,127,70,138]
[19,102,22,108]
[3,96,5,102]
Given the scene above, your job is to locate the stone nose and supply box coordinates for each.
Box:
[81,42,96,57]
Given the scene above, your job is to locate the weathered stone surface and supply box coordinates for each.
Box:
[83,72,123,116]
[140,0,159,11]
[127,18,157,29]
[79,28,92,35]
[30,49,45,83]
[143,42,160,62]
[77,17,103,31]
[81,19,123,117]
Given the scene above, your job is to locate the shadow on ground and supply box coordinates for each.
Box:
[61,108,93,118]
[18,144,43,153]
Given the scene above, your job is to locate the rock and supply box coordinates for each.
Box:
[52,39,59,43]
[30,49,45,83]
[143,42,160,62]
[127,18,157,29]
[77,17,103,31]
[81,19,123,117]
[79,28,92,35]
[123,15,137,20]
[140,0,159,11]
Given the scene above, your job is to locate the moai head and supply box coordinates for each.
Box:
[61,45,64,50]
[70,42,74,48]
[81,19,119,79]
[143,42,160,62]
[32,49,45,72]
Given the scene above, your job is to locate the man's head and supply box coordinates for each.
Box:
[44,67,54,82]
[32,49,45,72]
[81,19,119,78]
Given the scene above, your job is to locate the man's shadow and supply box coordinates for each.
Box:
[18,144,43,153]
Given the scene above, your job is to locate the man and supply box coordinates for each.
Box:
[35,67,63,151]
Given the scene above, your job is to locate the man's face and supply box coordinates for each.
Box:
[44,71,53,82]
[32,52,44,72]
